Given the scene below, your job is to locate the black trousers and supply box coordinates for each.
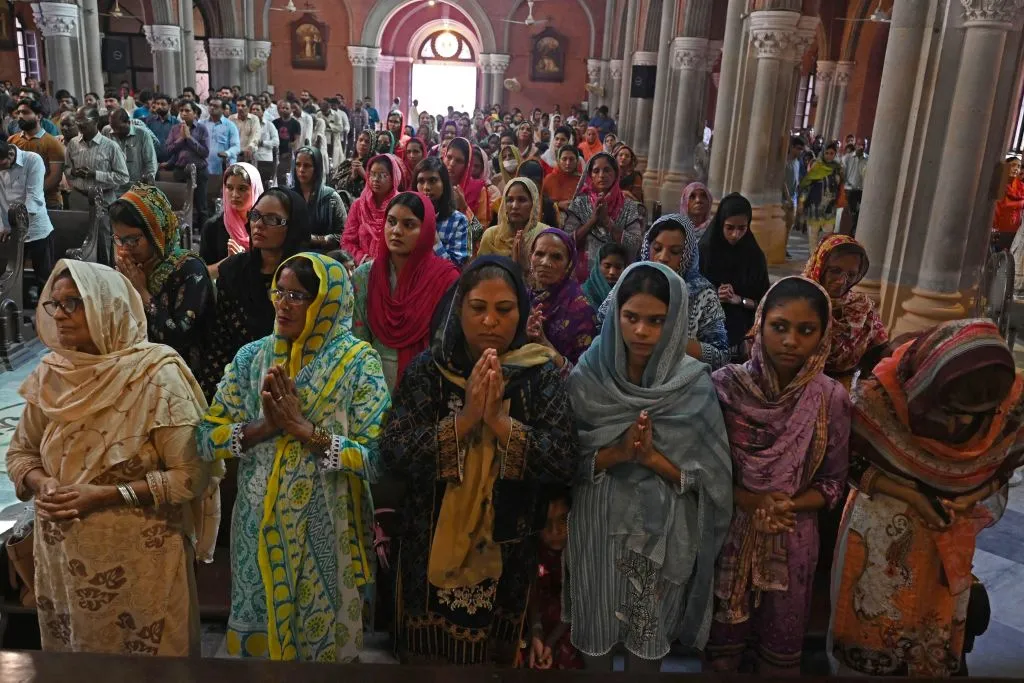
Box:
[25,232,55,288]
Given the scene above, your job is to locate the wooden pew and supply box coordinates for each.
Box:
[155,163,197,249]
[0,203,28,370]
[48,188,105,263]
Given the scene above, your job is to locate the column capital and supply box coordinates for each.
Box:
[586,58,606,81]
[207,37,246,60]
[959,0,1024,28]
[609,59,624,80]
[670,36,709,71]
[376,55,395,72]
[632,50,658,66]
[790,15,819,61]
[816,60,836,83]
[748,11,801,60]
[347,45,381,68]
[31,2,80,39]
[834,60,855,86]
[248,40,272,67]
[479,53,511,74]
[143,25,182,52]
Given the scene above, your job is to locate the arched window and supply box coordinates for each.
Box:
[417,30,474,63]
[16,17,41,84]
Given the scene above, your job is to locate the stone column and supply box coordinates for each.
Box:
[478,54,493,107]
[741,10,801,264]
[179,0,196,90]
[80,0,104,95]
[659,37,711,206]
[828,60,855,141]
[347,46,381,102]
[586,58,604,113]
[608,59,624,117]
[616,0,638,140]
[707,0,747,200]
[812,60,835,137]
[482,54,510,110]
[630,51,658,159]
[247,40,272,93]
[853,1,931,303]
[32,2,83,96]
[639,0,679,201]
[897,1,1024,332]
[207,38,246,92]
[144,26,182,95]
[376,56,395,111]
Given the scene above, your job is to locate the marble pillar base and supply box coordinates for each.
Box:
[895,288,966,336]
[641,172,663,214]
[750,203,787,265]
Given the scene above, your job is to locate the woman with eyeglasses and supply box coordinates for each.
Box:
[109,185,214,375]
[198,252,391,662]
[196,187,311,402]
[342,153,403,266]
[802,234,888,388]
[7,260,222,655]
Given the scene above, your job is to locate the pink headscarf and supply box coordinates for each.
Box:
[221,162,264,250]
[680,182,714,235]
[342,153,404,263]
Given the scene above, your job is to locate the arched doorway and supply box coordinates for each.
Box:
[411,28,478,114]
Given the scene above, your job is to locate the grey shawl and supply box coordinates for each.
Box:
[568,261,733,646]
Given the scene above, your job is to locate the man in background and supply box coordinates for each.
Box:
[8,98,64,210]
[162,101,210,229]
[144,93,179,160]
[106,108,158,190]
[0,139,56,285]
[230,98,262,164]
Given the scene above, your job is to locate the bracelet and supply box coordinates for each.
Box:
[118,483,140,508]
[308,425,332,454]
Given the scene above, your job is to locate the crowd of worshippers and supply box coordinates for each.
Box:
[0,82,1019,679]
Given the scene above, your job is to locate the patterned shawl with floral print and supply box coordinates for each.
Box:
[529,227,598,364]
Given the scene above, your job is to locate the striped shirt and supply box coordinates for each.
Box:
[64,132,130,205]
[104,123,158,190]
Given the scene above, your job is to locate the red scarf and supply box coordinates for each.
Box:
[367,192,459,385]
[577,152,625,221]
[345,154,403,263]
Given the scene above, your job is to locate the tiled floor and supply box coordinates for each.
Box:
[3,247,1024,673]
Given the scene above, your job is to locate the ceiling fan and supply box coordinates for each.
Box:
[270,0,320,14]
[836,2,891,23]
[503,0,548,27]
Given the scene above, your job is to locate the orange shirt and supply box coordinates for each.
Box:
[8,130,65,207]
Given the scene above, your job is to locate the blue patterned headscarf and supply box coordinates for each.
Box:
[640,212,716,300]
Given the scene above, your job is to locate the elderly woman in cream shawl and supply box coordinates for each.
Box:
[6,260,221,656]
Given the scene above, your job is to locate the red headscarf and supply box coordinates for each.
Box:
[343,154,404,264]
[575,151,626,222]
[367,191,460,384]
[447,137,486,214]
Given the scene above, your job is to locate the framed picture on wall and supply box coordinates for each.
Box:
[291,13,327,70]
[0,3,15,51]
[530,28,565,83]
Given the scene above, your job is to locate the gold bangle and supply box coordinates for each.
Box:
[308,425,331,454]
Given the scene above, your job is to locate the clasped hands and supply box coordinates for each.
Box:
[739,491,797,535]
[457,348,511,438]
[260,365,314,441]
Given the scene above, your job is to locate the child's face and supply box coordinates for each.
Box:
[600,255,626,287]
[540,499,569,551]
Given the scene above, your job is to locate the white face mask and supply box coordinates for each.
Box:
[503,159,518,172]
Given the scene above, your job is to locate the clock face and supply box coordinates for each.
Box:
[434,31,459,59]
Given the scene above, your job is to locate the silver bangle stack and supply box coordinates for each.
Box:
[117,482,141,508]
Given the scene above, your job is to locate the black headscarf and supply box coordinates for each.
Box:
[429,256,533,386]
[218,187,312,337]
[291,145,339,236]
[698,192,769,346]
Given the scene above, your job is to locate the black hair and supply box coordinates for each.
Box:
[78,106,100,123]
[761,278,830,331]
[137,89,152,104]
[517,159,544,187]
[457,263,520,301]
[616,265,670,308]
[207,96,224,108]
[182,86,197,96]
[499,132,515,145]
[646,216,687,246]
[405,137,425,154]
[109,108,130,124]
[16,98,42,115]
[179,101,200,116]
[152,93,171,104]
[325,249,354,267]
[281,255,321,295]
[598,105,609,116]
[0,139,12,159]
[108,198,148,230]
[386,191,426,222]
[413,157,454,221]
[558,145,580,159]
[598,241,629,264]
[554,125,574,140]
[790,135,806,148]
[53,268,74,285]
[104,90,120,100]
[825,142,839,153]
[86,91,100,100]
[55,89,71,100]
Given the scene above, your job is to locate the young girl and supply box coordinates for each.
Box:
[707,276,851,674]
[523,490,582,670]
[582,242,628,310]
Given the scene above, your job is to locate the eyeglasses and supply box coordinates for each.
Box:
[369,172,391,182]
[270,288,314,305]
[42,297,84,316]
[112,234,144,248]
[247,209,288,227]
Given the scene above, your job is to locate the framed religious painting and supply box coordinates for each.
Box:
[530,28,565,83]
[0,3,15,51]
[291,13,327,70]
